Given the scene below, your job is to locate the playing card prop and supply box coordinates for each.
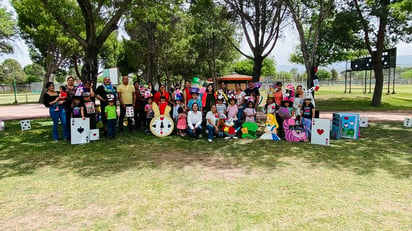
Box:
[20,120,31,130]
[126,106,134,118]
[404,117,412,128]
[332,112,359,140]
[89,129,100,141]
[311,119,330,146]
[0,119,4,131]
[71,118,90,144]
[359,118,368,128]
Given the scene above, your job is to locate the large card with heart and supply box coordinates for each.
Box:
[71,118,90,144]
[126,106,134,118]
[311,118,330,146]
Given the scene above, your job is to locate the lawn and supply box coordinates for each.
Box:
[0,120,411,230]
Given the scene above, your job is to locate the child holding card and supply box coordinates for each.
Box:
[301,96,315,138]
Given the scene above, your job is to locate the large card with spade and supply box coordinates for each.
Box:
[71,118,90,144]
[311,118,330,146]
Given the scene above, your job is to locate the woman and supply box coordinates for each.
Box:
[293,85,305,120]
[43,82,69,142]
[202,83,216,113]
[147,81,157,96]
[205,105,219,142]
[153,84,171,104]
[234,83,245,126]
[133,81,146,130]
[273,81,283,106]
[187,103,202,138]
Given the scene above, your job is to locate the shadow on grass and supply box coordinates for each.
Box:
[0,121,411,179]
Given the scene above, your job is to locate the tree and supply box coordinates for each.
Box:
[350,0,412,106]
[38,0,132,85]
[222,0,287,82]
[232,57,276,77]
[331,68,338,81]
[285,0,335,89]
[316,69,331,80]
[0,59,24,84]
[0,7,15,54]
[23,63,45,83]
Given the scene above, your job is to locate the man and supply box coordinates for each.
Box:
[244,81,260,110]
[96,77,117,135]
[117,76,136,132]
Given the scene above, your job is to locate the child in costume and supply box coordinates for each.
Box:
[243,100,257,122]
[263,96,277,115]
[301,96,315,138]
[82,92,96,129]
[144,97,154,134]
[216,95,227,118]
[71,96,85,119]
[227,97,238,120]
[105,98,117,139]
[176,107,187,136]
[187,88,203,112]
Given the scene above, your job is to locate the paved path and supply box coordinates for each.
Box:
[0,103,411,122]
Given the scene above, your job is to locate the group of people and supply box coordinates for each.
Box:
[43,75,316,143]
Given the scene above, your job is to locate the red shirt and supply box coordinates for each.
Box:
[184,88,192,106]
[153,91,170,104]
[158,102,168,115]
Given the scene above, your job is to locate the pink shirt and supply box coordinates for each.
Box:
[227,104,238,119]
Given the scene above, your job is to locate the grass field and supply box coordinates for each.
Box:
[1,119,411,230]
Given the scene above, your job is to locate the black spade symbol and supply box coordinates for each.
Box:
[168,124,171,128]
[77,127,84,134]
[160,122,164,129]
[152,124,156,128]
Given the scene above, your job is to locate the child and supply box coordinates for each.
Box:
[172,98,182,122]
[105,98,117,139]
[71,96,85,120]
[243,100,257,122]
[263,96,276,114]
[144,97,154,134]
[187,88,203,112]
[82,92,96,129]
[301,96,315,138]
[158,96,168,115]
[216,96,227,118]
[227,97,238,120]
[176,107,187,136]
[54,86,67,111]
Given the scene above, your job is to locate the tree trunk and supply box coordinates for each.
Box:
[38,72,51,104]
[252,56,263,82]
[81,47,99,87]
[371,56,383,106]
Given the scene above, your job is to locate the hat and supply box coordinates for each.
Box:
[304,96,312,100]
[190,87,200,94]
[175,93,183,101]
[82,92,90,97]
[107,98,115,102]
[217,94,224,100]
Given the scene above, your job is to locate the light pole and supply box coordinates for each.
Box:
[4,66,18,104]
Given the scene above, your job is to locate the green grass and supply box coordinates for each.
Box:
[0,93,40,104]
[1,120,411,230]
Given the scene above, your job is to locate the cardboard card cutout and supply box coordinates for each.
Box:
[0,119,5,131]
[404,117,412,128]
[126,106,134,118]
[20,120,31,130]
[71,118,90,144]
[359,118,368,128]
[89,129,100,141]
[259,114,280,141]
[311,118,330,146]
[283,118,307,142]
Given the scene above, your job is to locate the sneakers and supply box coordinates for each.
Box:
[208,139,212,142]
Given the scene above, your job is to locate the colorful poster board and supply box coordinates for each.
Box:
[332,112,360,140]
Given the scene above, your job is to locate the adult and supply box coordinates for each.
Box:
[117,76,135,132]
[43,82,69,142]
[187,103,202,138]
[202,83,216,113]
[220,82,229,95]
[153,84,171,105]
[183,80,192,107]
[244,81,260,110]
[133,81,146,130]
[293,85,305,119]
[147,81,157,96]
[273,81,283,106]
[206,105,219,142]
[64,76,77,133]
[95,77,117,135]
[234,83,246,123]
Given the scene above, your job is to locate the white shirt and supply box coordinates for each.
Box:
[187,110,202,129]
[206,111,218,125]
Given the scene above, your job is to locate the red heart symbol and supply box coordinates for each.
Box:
[344,117,349,120]
[93,134,96,136]
[160,117,164,120]
[317,129,324,135]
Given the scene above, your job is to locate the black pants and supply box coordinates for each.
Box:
[134,109,145,130]
[119,104,133,132]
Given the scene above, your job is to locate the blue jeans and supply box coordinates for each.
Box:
[206,124,217,140]
[107,119,117,137]
[236,105,244,128]
[49,106,69,140]
[188,125,202,137]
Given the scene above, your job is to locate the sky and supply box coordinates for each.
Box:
[1,0,411,68]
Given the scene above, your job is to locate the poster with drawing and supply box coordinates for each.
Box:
[311,118,330,146]
[71,118,90,144]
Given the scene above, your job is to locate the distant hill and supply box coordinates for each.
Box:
[277,55,412,73]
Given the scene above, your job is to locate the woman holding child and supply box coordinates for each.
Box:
[43,82,69,142]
